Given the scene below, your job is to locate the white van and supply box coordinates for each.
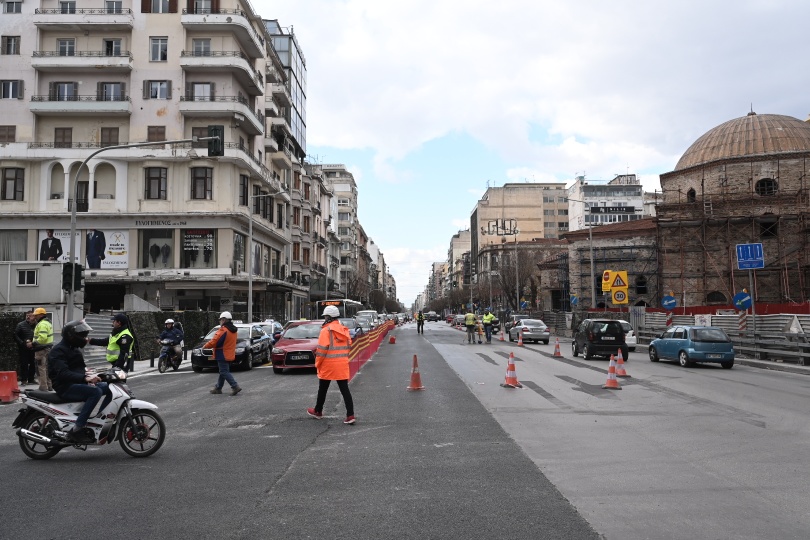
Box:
[356,310,380,328]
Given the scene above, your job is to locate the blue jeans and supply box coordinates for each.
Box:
[484,324,493,343]
[58,382,109,428]
[215,358,238,389]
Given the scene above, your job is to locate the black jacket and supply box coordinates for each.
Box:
[48,339,90,395]
[14,320,35,351]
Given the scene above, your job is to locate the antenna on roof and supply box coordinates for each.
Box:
[748,103,756,116]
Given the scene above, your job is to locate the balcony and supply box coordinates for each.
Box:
[263,134,279,152]
[269,82,292,107]
[181,8,265,59]
[268,115,291,134]
[33,7,134,31]
[179,96,264,135]
[68,199,89,213]
[180,51,263,96]
[270,147,293,169]
[264,96,279,117]
[31,51,133,73]
[30,95,131,117]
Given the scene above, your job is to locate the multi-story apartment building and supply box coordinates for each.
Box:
[446,229,470,292]
[323,164,362,298]
[0,1,309,321]
[567,174,645,232]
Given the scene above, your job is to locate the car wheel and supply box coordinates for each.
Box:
[192,365,203,373]
[621,345,629,361]
[272,367,283,374]
[508,331,514,342]
[543,340,549,345]
[243,352,253,371]
[679,351,692,367]
[649,347,660,362]
[721,360,734,369]
[571,342,579,357]
[584,344,593,360]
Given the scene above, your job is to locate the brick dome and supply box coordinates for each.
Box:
[674,113,810,171]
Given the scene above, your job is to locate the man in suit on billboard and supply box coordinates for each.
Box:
[39,230,63,261]
[86,229,106,269]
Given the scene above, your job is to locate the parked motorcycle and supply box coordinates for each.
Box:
[13,368,165,460]
[157,338,183,373]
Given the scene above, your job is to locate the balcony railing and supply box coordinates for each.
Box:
[35,7,133,14]
[179,95,264,125]
[29,141,129,149]
[179,50,263,87]
[68,199,89,212]
[31,95,131,102]
[181,8,265,46]
[32,50,132,58]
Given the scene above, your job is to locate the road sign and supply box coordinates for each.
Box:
[661,295,677,310]
[588,206,636,214]
[736,243,764,270]
[611,271,628,289]
[570,294,579,306]
[602,270,613,292]
[612,288,628,304]
[520,301,528,309]
[733,291,752,310]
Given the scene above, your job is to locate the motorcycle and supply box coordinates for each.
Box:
[13,368,166,460]
[157,338,183,373]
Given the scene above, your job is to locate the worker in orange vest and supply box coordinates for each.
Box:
[307,305,356,424]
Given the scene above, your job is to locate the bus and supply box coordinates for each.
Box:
[315,299,363,319]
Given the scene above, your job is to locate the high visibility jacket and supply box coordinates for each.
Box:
[204,322,238,362]
[33,318,54,350]
[106,328,134,363]
[464,312,476,326]
[483,313,495,325]
[417,313,424,321]
[314,320,352,380]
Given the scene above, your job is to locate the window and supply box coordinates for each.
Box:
[2,168,24,201]
[101,128,119,147]
[293,207,301,226]
[60,1,76,14]
[190,82,213,101]
[57,39,75,57]
[292,242,300,261]
[99,82,124,101]
[558,209,568,215]
[104,39,121,56]
[17,269,38,286]
[276,203,284,229]
[1,80,22,99]
[53,82,76,101]
[54,128,72,148]
[338,212,350,222]
[294,174,301,191]
[338,227,349,236]
[706,291,726,304]
[760,219,778,238]
[106,0,122,13]
[0,126,15,143]
[338,198,349,206]
[635,275,648,295]
[145,80,171,99]
[543,209,555,216]
[2,36,20,55]
[4,2,22,13]
[190,126,206,148]
[140,229,173,268]
[145,168,167,199]
[150,0,170,13]
[263,195,273,221]
[687,188,696,202]
[192,39,210,56]
[190,167,212,199]
[341,241,350,250]
[237,175,248,206]
[755,178,778,196]
[147,125,165,145]
[150,37,168,62]
[303,216,310,233]
[302,248,310,266]
[193,0,211,14]
[303,183,311,200]
[182,229,215,268]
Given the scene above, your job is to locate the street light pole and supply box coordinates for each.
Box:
[515,234,520,312]
[66,136,217,321]
[248,193,275,324]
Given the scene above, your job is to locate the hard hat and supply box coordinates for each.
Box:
[164,318,174,324]
[321,305,340,318]
[219,311,232,320]
[33,307,47,316]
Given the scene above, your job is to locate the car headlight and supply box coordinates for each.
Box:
[192,348,202,355]
[235,347,245,354]
[272,347,284,354]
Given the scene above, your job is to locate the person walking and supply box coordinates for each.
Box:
[87,313,135,372]
[14,311,37,385]
[31,307,54,391]
[307,305,355,424]
[416,310,425,334]
[482,308,496,344]
[205,311,241,396]
[464,309,477,344]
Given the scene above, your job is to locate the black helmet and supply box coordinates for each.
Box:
[62,319,93,348]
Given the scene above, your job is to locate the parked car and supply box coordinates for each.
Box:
[355,317,373,334]
[270,320,324,374]
[356,310,380,328]
[505,313,531,331]
[259,320,284,344]
[508,318,550,344]
[339,317,364,339]
[427,311,440,322]
[617,320,636,351]
[572,318,629,360]
[446,314,455,323]
[649,325,735,369]
[191,323,272,372]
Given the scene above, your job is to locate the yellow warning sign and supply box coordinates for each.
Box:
[612,288,629,304]
[611,271,628,289]
[602,270,613,292]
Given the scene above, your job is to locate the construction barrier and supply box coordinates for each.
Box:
[553,337,562,357]
[407,354,425,391]
[602,355,622,390]
[348,320,394,379]
[500,352,523,388]
[615,348,630,378]
[517,329,524,346]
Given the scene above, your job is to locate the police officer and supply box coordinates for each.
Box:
[88,313,134,372]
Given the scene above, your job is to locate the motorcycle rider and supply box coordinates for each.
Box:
[157,318,184,361]
[48,320,111,444]
[88,313,135,372]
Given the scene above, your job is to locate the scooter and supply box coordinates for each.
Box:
[157,338,183,373]
[13,368,166,460]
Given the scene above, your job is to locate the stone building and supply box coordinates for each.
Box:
[657,112,810,307]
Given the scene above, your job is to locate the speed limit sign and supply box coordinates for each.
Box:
[612,289,628,304]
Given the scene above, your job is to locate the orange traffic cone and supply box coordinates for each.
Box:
[615,348,631,378]
[602,355,622,390]
[389,335,396,344]
[500,352,523,388]
[517,329,524,347]
[498,328,505,342]
[553,337,562,357]
[407,355,425,391]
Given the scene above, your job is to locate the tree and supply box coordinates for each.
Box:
[493,244,544,311]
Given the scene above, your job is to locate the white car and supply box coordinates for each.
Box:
[617,320,637,351]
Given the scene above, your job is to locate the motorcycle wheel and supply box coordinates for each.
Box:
[18,413,63,460]
[171,357,180,371]
[119,409,166,458]
[158,356,168,374]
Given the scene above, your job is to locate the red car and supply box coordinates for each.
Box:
[270,320,324,374]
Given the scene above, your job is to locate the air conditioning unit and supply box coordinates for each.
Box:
[51,193,63,199]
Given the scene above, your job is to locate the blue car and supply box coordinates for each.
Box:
[649,325,735,369]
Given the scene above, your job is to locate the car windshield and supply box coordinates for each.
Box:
[260,323,280,334]
[203,326,251,340]
[519,319,546,328]
[339,318,358,329]
[620,322,633,333]
[593,321,623,334]
[691,328,730,342]
[282,324,322,339]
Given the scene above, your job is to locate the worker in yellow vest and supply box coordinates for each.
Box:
[482,309,496,344]
[88,313,135,372]
[464,310,477,344]
[32,307,54,391]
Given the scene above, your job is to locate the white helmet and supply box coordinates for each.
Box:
[321,305,340,318]
[164,318,174,325]
[219,311,232,320]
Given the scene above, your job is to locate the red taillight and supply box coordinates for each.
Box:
[588,331,595,340]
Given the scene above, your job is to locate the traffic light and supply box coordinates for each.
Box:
[471,260,477,274]
[207,125,224,156]
[73,263,84,291]
[62,262,73,291]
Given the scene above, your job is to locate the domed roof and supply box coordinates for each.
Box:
[674,113,810,171]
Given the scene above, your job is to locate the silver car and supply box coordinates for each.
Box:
[508,318,550,344]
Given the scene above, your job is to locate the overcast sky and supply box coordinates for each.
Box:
[258,0,810,306]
